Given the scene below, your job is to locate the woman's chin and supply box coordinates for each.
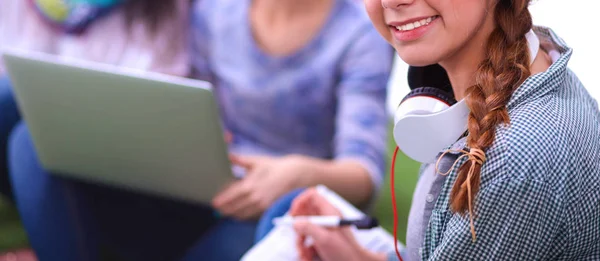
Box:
[395,49,442,67]
[396,55,440,67]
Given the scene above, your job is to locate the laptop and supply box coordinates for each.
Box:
[2,49,234,205]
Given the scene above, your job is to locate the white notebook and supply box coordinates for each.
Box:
[241,185,402,261]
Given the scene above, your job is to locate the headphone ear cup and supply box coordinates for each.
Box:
[407,64,452,94]
[401,87,457,106]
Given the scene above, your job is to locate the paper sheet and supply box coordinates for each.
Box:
[241,185,401,261]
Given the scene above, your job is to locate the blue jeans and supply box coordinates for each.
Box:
[0,75,20,202]
[9,122,256,261]
[255,188,305,243]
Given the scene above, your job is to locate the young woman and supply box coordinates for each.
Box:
[182,0,394,259]
[6,0,393,260]
[192,0,393,219]
[287,0,600,260]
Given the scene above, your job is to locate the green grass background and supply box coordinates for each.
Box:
[0,197,28,252]
[0,126,421,251]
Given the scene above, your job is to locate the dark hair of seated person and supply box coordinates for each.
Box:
[124,0,179,35]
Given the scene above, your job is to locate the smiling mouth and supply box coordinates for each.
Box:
[393,16,439,32]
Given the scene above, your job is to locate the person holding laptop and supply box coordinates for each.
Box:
[0,0,189,201]
[1,0,198,260]
[6,0,394,261]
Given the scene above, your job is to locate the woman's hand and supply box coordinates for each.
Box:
[212,154,311,220]
[290,188,387,261]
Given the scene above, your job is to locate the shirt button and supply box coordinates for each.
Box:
[426,194,434,203]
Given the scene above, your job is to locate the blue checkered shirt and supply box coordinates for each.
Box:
[390,27,600,260]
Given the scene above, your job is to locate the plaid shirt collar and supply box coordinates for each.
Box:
[507,27,572,111]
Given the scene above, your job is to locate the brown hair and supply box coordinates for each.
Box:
[123,0,179,35]
[450,0,533,219]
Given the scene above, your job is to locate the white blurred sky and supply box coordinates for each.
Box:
[386,0,600,114]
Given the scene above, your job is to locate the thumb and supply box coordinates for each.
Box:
[294,221,330,243]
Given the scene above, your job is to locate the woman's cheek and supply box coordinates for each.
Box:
[364,0,392,42]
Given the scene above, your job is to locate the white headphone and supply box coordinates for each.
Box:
[393,29,540,163]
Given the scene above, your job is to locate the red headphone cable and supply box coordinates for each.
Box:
[390,146,404,261]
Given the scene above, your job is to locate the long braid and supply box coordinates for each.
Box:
[448,0,533,240]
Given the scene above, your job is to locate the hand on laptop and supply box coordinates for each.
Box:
[211,154,310,220]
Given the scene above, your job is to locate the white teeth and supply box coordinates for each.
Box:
[395,16,436,31]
